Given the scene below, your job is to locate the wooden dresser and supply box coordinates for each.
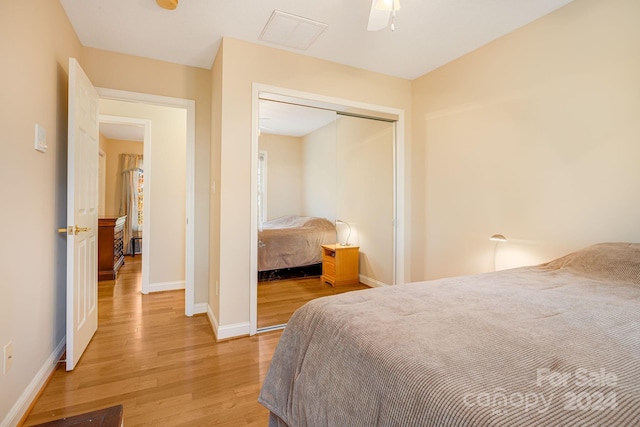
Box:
[98,216,126,281]
[321,244,360,286]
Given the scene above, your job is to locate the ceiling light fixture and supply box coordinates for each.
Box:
[368,0,401,32]
[156,0,178,11]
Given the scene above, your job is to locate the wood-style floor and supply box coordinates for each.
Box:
[258,277,369,329]
[22,258,370,426]
[23,257,279,426]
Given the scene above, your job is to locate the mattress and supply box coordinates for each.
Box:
[259,243,640,426]
[258,216,336,272]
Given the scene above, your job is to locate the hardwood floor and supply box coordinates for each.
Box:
[257,277,370,329]
[23,256,281,427]
[23,258,370,425]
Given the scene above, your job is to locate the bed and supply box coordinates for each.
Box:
[259,242,640,426]
[258,216,336,272]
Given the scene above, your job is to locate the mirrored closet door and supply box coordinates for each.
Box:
[255,96,398,331]
[336,114,395,288]
[256,100,340,329]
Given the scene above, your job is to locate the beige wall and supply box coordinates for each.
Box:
[1,5,213,419]
[211,37,412,330]
[6,0,637,418]
[258,133,303,220]
[301,122,337,221]
[102,137,143,216]
[100,100,187,288]
[0,1,83,423]
[208,42,223,324]
[81,47,211,303]
[412,0,640,279]
[336,116,395,286]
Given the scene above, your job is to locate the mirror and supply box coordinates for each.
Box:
[336,115,395,287]
[255,96,398,331]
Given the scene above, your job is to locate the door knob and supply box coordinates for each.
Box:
[58,225,91,235]
[74,226,90,235]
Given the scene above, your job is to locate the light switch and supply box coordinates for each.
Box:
[35,124,47,153]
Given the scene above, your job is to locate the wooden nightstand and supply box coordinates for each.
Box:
[321,244,360,286]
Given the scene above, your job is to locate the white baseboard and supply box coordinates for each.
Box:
[217,322,250,340]
[193,302,208,314]
[360,275,389,288]
[148,280,185,293]
[2,338,65,427]
[206,304,219,338]
[206,305,250,340]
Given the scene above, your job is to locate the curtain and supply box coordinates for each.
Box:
[119,154,143,255]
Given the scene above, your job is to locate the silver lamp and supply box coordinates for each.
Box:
[335,220,352,246]
[489,234,507,271]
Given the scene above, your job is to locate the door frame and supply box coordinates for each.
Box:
[98,148,106,217]
[249,83,406,335]
[97,88,197,316]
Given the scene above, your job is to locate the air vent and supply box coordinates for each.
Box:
[259,10,328,51]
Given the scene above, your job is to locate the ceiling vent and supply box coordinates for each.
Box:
[259,10,328,51]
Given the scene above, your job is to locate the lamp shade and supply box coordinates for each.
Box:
[489,234,507,242]
[335,220,352,246]
[375,0,401,11]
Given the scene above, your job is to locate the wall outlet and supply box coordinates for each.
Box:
[3,341,13,374]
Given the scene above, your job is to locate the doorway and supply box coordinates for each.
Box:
[98,114,150,290]
[250,85,406,334]
[97,88,197,316]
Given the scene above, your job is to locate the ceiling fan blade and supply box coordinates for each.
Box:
[367,0,391,31]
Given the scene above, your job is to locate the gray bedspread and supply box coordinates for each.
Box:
[259,243,640,426]
[258,216,336,272]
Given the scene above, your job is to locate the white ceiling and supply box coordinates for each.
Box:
[99,122,144,142]
[71,0,575,138]
[260,100,338,137]
[59,0,575,81]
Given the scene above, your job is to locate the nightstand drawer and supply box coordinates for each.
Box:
[323,252,335,266]
[323,260,335,277]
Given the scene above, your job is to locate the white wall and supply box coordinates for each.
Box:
[412,0,640,279]
[301,122,337,221]
[258,133,302,220]
[99,99,187,288]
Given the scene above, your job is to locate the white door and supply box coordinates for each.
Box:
[63,58,99,371]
